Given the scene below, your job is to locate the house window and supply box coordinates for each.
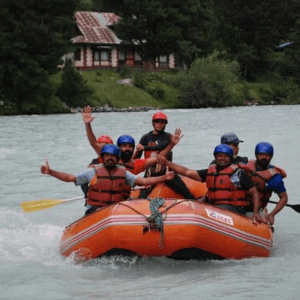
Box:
[134,52,142,64]
[74,49,81,61]
[119,51,126,61]
[94,50,110,61]
[157,55,168,67]
[94,50,100,61]
[101,50,109,61]
[119,50,126,65]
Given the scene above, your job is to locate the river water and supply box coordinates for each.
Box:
[1,105,299,299]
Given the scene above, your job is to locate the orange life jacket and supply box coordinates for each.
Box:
[239,160,287,208]
[206,164,249,206]
[119,159,136,199]
[144,149,159,159]
[87,165,127,207]
[122,159,135,172]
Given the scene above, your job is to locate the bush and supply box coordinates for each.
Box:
[57,58,93,108]
[133,70,148,88]
[242,78,300,105]
[170,51,242,108]
[119,64,133,79]
[146,87,165,99]
[149,72,169,82]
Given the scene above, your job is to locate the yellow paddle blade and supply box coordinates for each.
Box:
[21,199,63,213]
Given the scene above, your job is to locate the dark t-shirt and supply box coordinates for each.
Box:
[197,167,254,190]
[135,130,173,160]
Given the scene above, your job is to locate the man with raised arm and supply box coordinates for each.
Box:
[41,144,174,215]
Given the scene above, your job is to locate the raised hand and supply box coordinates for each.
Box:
[41,159,50,174]
[171,128,183,145]
[136,143,145,151]
[82,105,94,125]
[165,167,174,181]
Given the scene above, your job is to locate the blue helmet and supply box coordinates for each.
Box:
[117,135,135,147]
[255,142,274,157]
[101,144,120,158]
[213,144,233,158]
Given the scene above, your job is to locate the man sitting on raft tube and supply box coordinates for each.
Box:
[40,144,174,215]
[160,144,263,222]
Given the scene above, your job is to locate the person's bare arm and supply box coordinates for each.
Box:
[82,105,102,155]
[40,160,76,182]
[134,168,174,186]
[267,191,288,225]
[159,128,183,158]
[165,160,202,181]
[132,145,144,159]
[247,186,263,222]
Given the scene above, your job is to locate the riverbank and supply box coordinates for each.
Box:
[70,105,158,113]
[1,67,299,116]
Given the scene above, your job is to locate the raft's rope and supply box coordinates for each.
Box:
[145,197,166,248]
[117,198,204,249]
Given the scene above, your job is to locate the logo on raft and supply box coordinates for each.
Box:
[205,208,234,226]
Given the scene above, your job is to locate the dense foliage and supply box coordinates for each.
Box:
[1,0,300,114]
[170,52,242,107]
[57,59,93,108]
[114,0,214,67]
[0,0,77,113]
[214,0,300,81]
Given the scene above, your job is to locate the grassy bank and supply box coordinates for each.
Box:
[2,63,299,116]
[81,69,181,109]
[0,69,181,115]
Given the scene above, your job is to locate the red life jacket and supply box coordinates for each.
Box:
[122,159,135,172]
[87,165,127,207]
[206,164,249,206]
[119,159,136,199]
[239,160,287,208]
[144,149,159,159]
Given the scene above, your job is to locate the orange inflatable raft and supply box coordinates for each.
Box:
[59,177,273,261]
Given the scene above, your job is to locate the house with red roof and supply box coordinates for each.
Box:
[71,11,176,71]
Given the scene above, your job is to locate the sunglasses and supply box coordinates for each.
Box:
[153,120,167,124]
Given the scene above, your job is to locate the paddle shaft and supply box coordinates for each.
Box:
[268,200,300,213]
[21,196,85,213]
[59,196,85,203]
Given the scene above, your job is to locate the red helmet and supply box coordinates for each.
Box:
[152,111,168,124]
[97,135,113,144]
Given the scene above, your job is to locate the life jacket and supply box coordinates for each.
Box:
[122,159,135,172]
[206,164,249,206]
[119,159,136,199]
[144,147,159,159]
[239,160,287,208]
[87,164,127,207]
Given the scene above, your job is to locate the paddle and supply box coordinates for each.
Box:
[268,200,300,213]
[21,196,85,213]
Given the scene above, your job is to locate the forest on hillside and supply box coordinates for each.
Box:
[1,0,300,114]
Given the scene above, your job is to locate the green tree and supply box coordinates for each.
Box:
[171,51,242,107]
[0,0,77,113]
[169,0,217,67]
[57,59,93,108]
[214,0,300,80]
[114,0,214,68]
